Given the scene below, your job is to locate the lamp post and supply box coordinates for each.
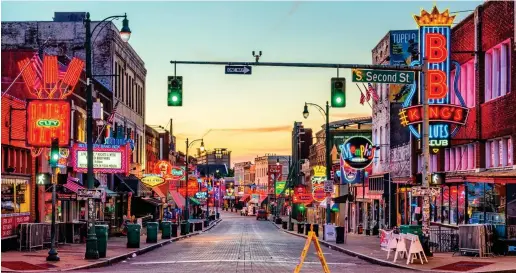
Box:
[84,12,131,260]
[184,138,204,224]
[276,156,291,220]
[303,101,331,224]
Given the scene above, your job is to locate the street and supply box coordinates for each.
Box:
[82,212,411,273]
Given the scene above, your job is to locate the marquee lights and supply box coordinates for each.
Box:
[399,6,469,149]
[71,143,130,174]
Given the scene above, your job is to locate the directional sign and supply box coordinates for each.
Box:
[324,180,333,193]
[225,65,252,75]
[78,189,103,200]
[352,69,414,84]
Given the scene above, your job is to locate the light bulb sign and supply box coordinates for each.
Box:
[141,175,165,187]
[72,143,130,174]
[398,6,469,150]
[340,136,375,170]
[27,100,71,147]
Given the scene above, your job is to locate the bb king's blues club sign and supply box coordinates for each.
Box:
[399,7,470,151]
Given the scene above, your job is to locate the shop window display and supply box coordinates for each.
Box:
[458,184,466,224]
[2,182,30,214]
[450,185,458,224]
[442,186,450,224]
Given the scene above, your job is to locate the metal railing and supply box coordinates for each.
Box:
[19,223,64,251]
[429,226,459,253]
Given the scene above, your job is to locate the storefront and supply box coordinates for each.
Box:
[1,175,32,246]
[352,184,383,235]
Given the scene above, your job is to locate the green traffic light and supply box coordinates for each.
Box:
[168,91,182,106]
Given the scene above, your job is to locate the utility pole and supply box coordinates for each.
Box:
[421,58,431,236]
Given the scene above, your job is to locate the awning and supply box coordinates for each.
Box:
[141,198,163,206]
[333,194,353,203]
[170,191,185,208]
[152,186,166,198]
[115,174,152,197]
[189,197,201,206]
[63,181,85,193]
[258,195,268,204]
[369,172,389,179]
[446,169,516,183]
[319,197,334,208]
[240,194,250,202]
[99,186,118,197]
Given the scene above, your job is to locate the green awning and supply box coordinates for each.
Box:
[189,197,201,206]
[99,186,118,197]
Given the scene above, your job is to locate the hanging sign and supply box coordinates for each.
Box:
[72,143,130,174]
[27,100,71,147]
[154,161,173,179]
[312,186,326,203]
[341,136,375,170]
[171,166,186,180]
[141,175,165,187]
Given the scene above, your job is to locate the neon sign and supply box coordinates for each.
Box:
[27,100,71,147]
[399,7,469,149]
[153,161,173,180]
[341,136,375,170]
[312,166,326,177]
[141,176,165,187]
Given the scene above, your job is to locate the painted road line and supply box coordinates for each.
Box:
[131,260,355,266]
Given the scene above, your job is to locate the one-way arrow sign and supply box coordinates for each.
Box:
[225,65,252,75]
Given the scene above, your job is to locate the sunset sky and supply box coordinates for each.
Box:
[1,1,481,165]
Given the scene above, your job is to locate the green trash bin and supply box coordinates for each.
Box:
[171,223,178,237]
[161,221,172,239]
[127,224,141,248]
[95,225,108,258]
[399,225,424,241]
[180,221,188,235]
[146,222,158,243]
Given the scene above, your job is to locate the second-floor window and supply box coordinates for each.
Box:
[450,59,475,108]
[445,143,475,171]
[485,39,511,102]
[485,136,513,168]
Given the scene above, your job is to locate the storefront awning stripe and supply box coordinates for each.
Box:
[63,181,85,193]
[258,195,268,204]
[189,197,201,206]
[170,191,185,208]
[152,186,166,198]
[240,194,250,202]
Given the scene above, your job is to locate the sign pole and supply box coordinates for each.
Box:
[421,57,431,237]
[46,166,60,261]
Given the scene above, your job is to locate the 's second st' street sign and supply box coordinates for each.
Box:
[225,65,252,75]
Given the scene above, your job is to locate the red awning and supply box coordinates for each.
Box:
[170,191,185,208]
[259,195,268,204]
[152,186,166,198]
[240,194,250,202]
[63,181,85,193]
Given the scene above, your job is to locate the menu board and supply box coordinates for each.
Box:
[1,214,30,238]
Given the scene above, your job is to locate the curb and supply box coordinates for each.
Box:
[4,219,223,273]
[67,218,223,271]
[271,221,516,273]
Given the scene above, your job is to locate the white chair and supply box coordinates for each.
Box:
[393,234,408,263]
[405,233,428,265]
[386,232,399,259]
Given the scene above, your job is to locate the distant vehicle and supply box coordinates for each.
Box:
[256,209,267,220]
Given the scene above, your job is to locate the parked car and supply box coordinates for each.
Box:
[256,209,267,220]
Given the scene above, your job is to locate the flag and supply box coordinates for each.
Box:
[359,92,365,105]
[107,100,120,124]
[368,83,380,102]
[365,88,371,102]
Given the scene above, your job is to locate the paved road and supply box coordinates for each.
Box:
[82,212,412,273]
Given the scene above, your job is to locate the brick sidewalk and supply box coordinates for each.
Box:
[273,216,516,273]
[0,219,222,272]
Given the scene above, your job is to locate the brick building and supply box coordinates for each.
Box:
[145,125,160,174]
[431,1,516,230]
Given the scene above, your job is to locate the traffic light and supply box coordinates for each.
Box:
[331,77,346,107]
[167,76,183,106]
[36,173,51,185]
[49,138,60,167]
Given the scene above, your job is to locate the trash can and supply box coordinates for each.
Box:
[289,222,294,231]
[204,220,210,228]
[312,224,319,237]
[305,223,311,235]
[335,226,344,244]
[95,225,108,258]
[127,224,141,248]
[146,222,158,243]
[282,221,287,229]
[195,222,202,231]
[171,223,178,237]
[189,222,194,233]
[161,221,171,239]
[275,218,283,225]
[216,213,220,219]
[180,221,188,235]
[297,223,304,234]
[399,225,423,241]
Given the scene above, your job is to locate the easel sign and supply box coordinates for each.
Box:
[294,224,330,273]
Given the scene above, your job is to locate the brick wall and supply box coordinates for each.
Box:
[449,1,515,169]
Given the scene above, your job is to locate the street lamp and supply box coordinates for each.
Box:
[302,101,331,224]
[184,138,204,227]
[84,12,131,260]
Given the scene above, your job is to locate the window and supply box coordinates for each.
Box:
[379,127,383,161]
[485,39,511,101]
[1,180,30,214]
[485,136,513,168]
[77,114,86,143]
[452,60,476,107]
[445,143,475,171]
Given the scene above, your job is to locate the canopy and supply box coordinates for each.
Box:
[170,191,185,208]
[98,186,118,197]
[258,195,268,205]
[63,180,85,193]
[189,197,201,206]
[141,198,163,206]
[240,194,250,202]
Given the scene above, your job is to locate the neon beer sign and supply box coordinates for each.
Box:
[399,7,469,149]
